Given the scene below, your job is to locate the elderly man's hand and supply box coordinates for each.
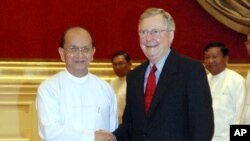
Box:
[95,130,116,141]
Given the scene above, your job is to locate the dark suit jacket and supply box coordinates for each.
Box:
[114,50,214,141]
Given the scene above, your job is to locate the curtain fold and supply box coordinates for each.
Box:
[197,0,250,34]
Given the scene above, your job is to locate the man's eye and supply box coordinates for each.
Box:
[141,30,147,35]
[151,29,159,34]
[83,48,90,52]
[70,47,78,51]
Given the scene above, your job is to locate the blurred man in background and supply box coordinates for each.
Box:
[110,51,132,124]
[242,31,250,124]
[204,41,246,141]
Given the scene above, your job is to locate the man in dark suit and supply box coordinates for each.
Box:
[95,7,214,141]
[112,8,214,141]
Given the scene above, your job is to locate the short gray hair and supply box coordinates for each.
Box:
[139,8,175,32]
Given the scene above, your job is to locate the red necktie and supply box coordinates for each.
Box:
[144,65,157,113]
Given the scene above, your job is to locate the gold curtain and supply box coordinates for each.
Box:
[197,0,250,34]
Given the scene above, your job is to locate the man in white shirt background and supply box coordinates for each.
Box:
[242,31,250,124]
[204,41,246,141]
[110,51,132,124]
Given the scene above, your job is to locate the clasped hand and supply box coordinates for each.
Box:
[95,130,116,141]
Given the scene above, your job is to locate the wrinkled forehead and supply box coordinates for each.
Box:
[139,13,165,23]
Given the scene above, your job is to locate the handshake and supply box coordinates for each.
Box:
[95,130,117,141]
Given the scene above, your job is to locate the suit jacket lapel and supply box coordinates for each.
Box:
[135,62,148,119]
[146,50,179,117]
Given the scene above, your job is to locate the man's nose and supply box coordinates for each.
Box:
[145,32,154,41]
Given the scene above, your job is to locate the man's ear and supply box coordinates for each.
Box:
[58,47,65,62]
[225,56,229,64]
[90,47,96,61]
[168,31,174,44]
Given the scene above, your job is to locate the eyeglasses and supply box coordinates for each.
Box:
[65,46,92,55]
[138,28,168,38]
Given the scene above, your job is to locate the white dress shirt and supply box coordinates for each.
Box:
[207,68,246,141]
[110,76,126,124]
[241,70,250,124]
[36,70,118,141]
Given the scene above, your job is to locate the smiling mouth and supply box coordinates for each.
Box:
[75,60,86,63]
[146,44,158,48]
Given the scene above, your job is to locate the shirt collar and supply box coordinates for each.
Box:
[149,48,171,73]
